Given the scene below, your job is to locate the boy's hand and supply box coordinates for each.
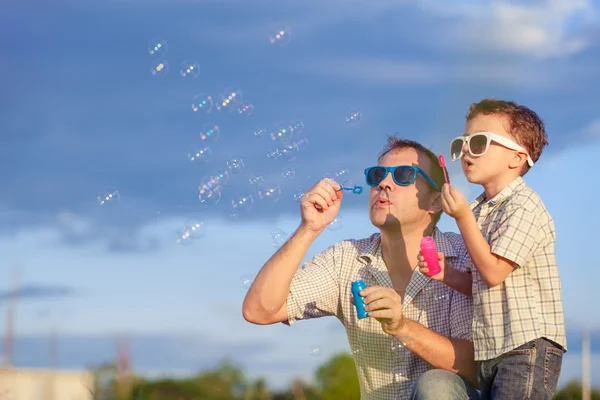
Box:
[441,184,471,221]
[417,251,445,281]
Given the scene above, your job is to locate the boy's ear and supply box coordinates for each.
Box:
[510,150,529,169]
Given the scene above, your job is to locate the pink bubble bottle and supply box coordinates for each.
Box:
[420,236,441,277]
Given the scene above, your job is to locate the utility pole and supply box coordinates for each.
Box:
[582,328,591,400]
[1,267,19,367]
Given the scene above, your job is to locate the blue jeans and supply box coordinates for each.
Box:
[478,337,564,400]
[411,369,480,400]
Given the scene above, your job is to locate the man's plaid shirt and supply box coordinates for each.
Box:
[285,228,473,399]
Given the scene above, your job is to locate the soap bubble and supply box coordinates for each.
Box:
[237,103,254,116]
[309,345,321,357]
[191,93,214,114]
[227,157,244,174]
[240,275,253,290]
[200,124,220,142]
[231,193,255,213]
[282,167,295,179]
[148,39,167,56]
[184,218,206,239]
[294,137,309,151]
[293,189,305,202]
[188,147,211,164]
[290,120,304,136]
[175,229,193,245]
[249,175,264,186]
[266,149,280,160]
[270,122,293,142]
[253,127,267,138]
[270,229,288,247]
[204,170,230,188]
[215,87,242,112]
[98,188,120,207]
[327,215,343,231]
[346,108,362,125]
[198,187,221,206]
[335,169,350,181]
[258,184,281,203]
[268,24,291,46]
[150,60,168,77]
[180,61,200,79]
[278,143,298,161]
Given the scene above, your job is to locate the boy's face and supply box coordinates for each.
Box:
[462,113,519,185]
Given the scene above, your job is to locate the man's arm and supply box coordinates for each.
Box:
[443,266,472,297]
[395,320,478,387]
[242,224,320,325]
[455,213,514,288]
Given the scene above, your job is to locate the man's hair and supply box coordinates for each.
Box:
[466,98,548,175]
[378,136,445,225]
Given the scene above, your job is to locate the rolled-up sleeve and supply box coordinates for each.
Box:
[284,243,342,326]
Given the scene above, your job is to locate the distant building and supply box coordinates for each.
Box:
[0,367,95,400]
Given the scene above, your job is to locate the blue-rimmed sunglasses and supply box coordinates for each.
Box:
[364,165,440,191]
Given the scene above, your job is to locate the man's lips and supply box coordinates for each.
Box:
[376,197,392,205]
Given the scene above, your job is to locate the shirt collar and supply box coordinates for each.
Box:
[471,176,525,209]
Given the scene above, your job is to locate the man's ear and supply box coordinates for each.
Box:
[429,191,443,215]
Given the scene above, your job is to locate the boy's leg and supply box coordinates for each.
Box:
[483,338,564,400]
[477,361,492,400]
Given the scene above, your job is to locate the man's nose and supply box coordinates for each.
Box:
[378,172,394,190]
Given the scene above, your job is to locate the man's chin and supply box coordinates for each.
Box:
[369,213,398,229]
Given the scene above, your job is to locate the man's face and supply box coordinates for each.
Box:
[368,148,438,231]
[462,113,520,184]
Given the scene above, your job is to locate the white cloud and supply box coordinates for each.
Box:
[424,0,597,58]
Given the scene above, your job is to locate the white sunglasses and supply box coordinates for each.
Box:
[449,131,534,167]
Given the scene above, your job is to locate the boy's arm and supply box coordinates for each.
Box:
[443,266,473,297]
[455,213,515,288]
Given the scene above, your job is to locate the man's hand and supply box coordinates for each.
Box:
[417,251,445,281]
[299,178,343,233]
[360,286,405,336]
[440,183,471,221]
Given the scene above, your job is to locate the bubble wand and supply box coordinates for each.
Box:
[438,155,449,185]
[338,184,363,194]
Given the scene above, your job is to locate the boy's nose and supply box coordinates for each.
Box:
[462,141,469,153]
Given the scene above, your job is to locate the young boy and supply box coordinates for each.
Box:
[418,99,566,399]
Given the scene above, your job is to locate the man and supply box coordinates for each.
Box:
[242,136,479,400]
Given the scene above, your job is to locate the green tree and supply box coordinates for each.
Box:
[315,353,360,400]
[553,380,600,400]
[244,377,271,400]
[271,378,320,400]
[195,359,247,399]
[129,359,248,400]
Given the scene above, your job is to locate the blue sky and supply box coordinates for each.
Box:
[1,0,600,390]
